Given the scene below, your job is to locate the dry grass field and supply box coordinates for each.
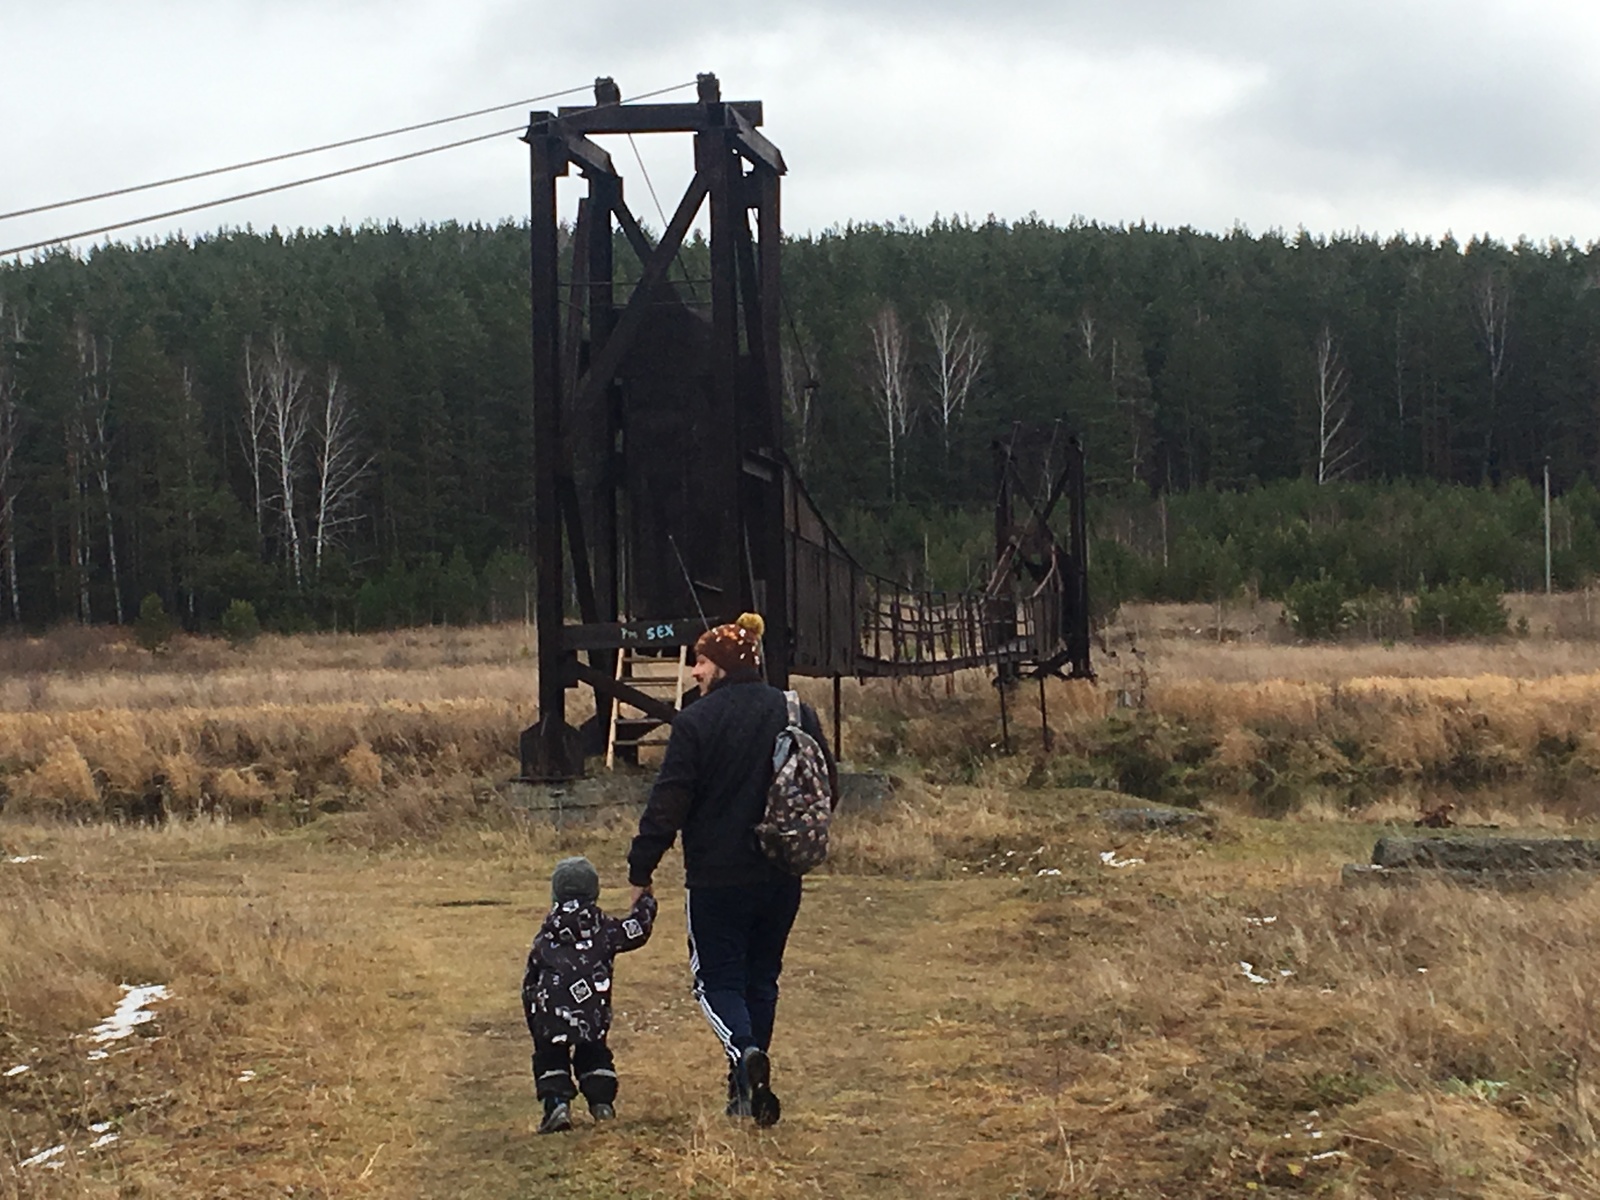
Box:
[6,610,1600,1197]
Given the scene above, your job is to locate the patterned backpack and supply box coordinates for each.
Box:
[755,691,834,874]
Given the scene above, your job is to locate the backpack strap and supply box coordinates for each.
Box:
[784,689,802,728]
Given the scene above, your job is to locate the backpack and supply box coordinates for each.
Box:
[754,691,834,875]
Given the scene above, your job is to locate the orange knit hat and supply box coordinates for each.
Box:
[693,612,765,672]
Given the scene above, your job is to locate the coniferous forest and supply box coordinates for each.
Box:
[2,216,1600,632]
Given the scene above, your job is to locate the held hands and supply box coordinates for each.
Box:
[629,885,653,907]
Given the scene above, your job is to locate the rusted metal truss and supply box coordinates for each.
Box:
[520,76,1090,782]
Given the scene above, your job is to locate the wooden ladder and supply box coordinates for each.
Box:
[604,644,689,769]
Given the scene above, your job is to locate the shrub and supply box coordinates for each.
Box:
[221,598,261,646]
[1282,573,1352,640]
[1412,579,1509,638]
[134,593,176,653]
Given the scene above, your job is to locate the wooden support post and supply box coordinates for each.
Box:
[997,672,1011,754]
[832,672,843,763]
[701,104,744,611]
[524,118,582,780]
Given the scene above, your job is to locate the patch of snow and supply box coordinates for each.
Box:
[4,1064,30,1077]
[1310,1150,1345,1162]
[1244,915,1277,926]
[6,855,43,864]
[86,1049,109,1062]
[238,1069,257,1082]
[1099,851,1144,869]
[20,1144,66,1169]
[1239,962,1274,985]
[89,1132,118,1150]
[87,1123,113,1134]
[1036,868,1062,877]
[89,983,170,1046]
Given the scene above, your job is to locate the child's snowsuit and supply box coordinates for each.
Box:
[521,892,657,1105]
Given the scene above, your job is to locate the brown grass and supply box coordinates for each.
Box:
[7,798,1600,1197]
[9,619,1600,1194]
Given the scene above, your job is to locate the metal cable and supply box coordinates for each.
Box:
[0,84,596,223]
[1,80,700,259]
[0,125,523,258]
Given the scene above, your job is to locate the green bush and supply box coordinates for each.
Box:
[221,598,261,646]
[1412,579,1508,638]
[134,593,176,653]
[1282,574,1352,640]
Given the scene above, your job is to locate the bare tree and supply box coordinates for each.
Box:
[1473,270,1511,478]
[0,296,21,621]
[263,329,310,587]
[1313,325,1358,484]
[240,338,270,551]
[311,366,371,577]
[780,341,818,473]
[75,325,124,624]
[867,304,914,499]
[925,301,985,457]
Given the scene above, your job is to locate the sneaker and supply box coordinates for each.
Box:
[588,1101,616,1122]
[537,1100,573,1134]
[740,1046,781,1128]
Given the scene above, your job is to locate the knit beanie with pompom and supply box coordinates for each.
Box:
[693,612,765,673]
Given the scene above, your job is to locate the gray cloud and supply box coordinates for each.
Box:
[4,0,1600,257]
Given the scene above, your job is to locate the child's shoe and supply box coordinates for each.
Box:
[538,1098,573,1134]
[588,1101,616,1122]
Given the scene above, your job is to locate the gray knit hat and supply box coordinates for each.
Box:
[550,855,600,904]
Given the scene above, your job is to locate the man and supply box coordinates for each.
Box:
[626,612,836,1127]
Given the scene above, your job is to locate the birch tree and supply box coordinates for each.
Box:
[239,337,273,552]
[0,297,21,621]
[1473,270,1511,478]
[75,325,124,623]
[263,329,310,587]
[1313,325,1358,484]
[311,365,370,577]
[780,341,818,473]
[867,303,914,500]
[925,301,985,458]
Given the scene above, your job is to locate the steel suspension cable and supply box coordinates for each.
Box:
[1,80,700,259]
[0,83,597,223]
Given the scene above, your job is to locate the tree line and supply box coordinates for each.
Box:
[2,215,1600,631]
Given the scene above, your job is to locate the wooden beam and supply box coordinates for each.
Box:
[566,171,709,425]
[563,617,715,651]
[611,194,657,265]
[568,660,681,726]
[562,130,615,177]
[728,105,785,174]
[554,100,763,135]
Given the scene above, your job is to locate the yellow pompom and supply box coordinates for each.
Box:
[736,612,766,638]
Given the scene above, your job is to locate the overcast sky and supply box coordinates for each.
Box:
[5,0,1600,260]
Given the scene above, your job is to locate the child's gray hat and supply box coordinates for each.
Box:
[551,855,600,904]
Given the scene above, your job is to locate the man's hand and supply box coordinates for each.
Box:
[630,885,653,906]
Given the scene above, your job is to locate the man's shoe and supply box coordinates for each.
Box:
[740,1046,781,1128]
[589,1101,616,1122]
[537,1100,573,1134]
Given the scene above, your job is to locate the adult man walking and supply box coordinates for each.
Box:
[627,612,836,1126]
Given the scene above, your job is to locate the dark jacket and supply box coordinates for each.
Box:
[521,892,657,1044]
[627,669,837,890]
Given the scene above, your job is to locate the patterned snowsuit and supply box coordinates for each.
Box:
[521,893,657,1104]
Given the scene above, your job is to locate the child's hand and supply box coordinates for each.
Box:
[630,885,652,906]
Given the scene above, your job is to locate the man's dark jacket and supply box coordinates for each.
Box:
[627,668,837,890]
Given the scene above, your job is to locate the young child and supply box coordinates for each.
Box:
[521,855,657,1133]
